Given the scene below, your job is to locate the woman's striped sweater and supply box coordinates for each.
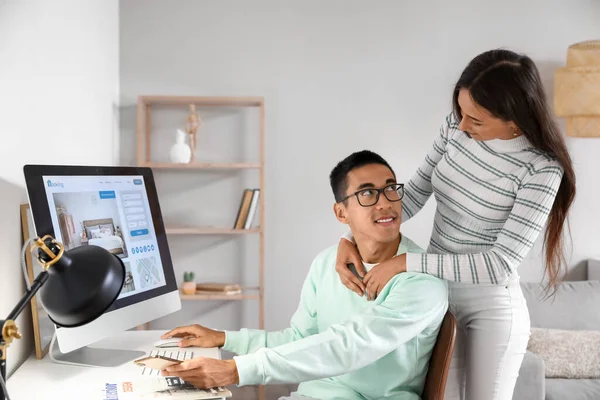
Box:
[403,113,564,285]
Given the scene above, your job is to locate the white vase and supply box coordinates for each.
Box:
[169,129,192,163]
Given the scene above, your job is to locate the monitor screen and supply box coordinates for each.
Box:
[43,174,166,300]
[24,165,178,313]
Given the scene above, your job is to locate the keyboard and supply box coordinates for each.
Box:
[140,349,196,376]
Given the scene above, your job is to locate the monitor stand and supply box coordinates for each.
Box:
[49,332,145,368]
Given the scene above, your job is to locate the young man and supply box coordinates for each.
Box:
[161,150,448,400]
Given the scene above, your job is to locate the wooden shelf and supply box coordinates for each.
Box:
[181,293,260,301]
[180,287,260,301]
[165,226,260,235]
[139,95,264,107]
[143,162,261,170]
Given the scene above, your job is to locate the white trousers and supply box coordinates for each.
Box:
[444,280,531,400]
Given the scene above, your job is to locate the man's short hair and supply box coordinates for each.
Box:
[329,150,396,203]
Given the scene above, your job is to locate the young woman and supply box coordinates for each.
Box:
[334,49,576,400]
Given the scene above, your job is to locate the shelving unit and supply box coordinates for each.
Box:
[141,162,261,170]
[136,95,265,333]
[181,286,261,301]
[165,226,261,235]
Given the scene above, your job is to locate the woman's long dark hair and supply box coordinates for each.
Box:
[452,49,576,292]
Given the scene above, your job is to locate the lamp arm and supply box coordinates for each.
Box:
[1,270,49,400]
[7,270,49,322]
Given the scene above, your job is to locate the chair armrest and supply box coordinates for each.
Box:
[513,351,545,400]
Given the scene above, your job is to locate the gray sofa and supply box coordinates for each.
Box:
[513,262,600,400]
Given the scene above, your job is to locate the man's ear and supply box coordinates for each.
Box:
[334,202,349,224]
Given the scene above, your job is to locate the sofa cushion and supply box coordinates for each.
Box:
[546,379,600,400]
[528,328,600,378]
[520,281,600,330]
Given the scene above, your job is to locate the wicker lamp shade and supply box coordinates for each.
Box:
[554,40,600,137]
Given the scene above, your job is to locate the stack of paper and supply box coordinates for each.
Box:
[101,376,232,399]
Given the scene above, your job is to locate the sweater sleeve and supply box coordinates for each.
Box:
[223,258,320,355]
[406,160,564,285]
[401,113,454,222]
[233,274,448,386]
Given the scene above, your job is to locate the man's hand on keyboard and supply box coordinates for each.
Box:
[161,357,239,389]
[161,324,225,348]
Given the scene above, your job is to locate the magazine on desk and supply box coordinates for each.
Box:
[101,376,232,399]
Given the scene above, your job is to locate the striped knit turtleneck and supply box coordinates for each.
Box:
[403,113,563,285]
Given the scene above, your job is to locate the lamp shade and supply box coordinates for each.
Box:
[554,40,600,137]
[37,243,125,327]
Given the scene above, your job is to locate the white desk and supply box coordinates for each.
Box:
[7,330,222,400]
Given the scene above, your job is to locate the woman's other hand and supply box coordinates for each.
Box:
[335,238,366,296]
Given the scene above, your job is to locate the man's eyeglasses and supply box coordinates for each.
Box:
[338,183,405,207]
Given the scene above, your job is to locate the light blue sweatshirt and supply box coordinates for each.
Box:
[224,235,448,400]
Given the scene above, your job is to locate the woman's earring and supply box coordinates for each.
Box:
[512,126,519,137]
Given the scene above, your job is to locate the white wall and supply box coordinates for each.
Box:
[119,0,600,332]
[0,0,119,375]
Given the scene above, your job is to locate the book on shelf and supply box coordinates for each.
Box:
[100,376,232,399]
[195,282,242,295]
[233,188,260,229]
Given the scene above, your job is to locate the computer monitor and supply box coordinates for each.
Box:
[23,165,181,367]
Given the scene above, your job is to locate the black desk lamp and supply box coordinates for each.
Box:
[0,235,125,400]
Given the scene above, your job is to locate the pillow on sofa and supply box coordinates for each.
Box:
[528,327,600,378]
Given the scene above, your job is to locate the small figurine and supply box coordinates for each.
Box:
[184,104,203,162]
